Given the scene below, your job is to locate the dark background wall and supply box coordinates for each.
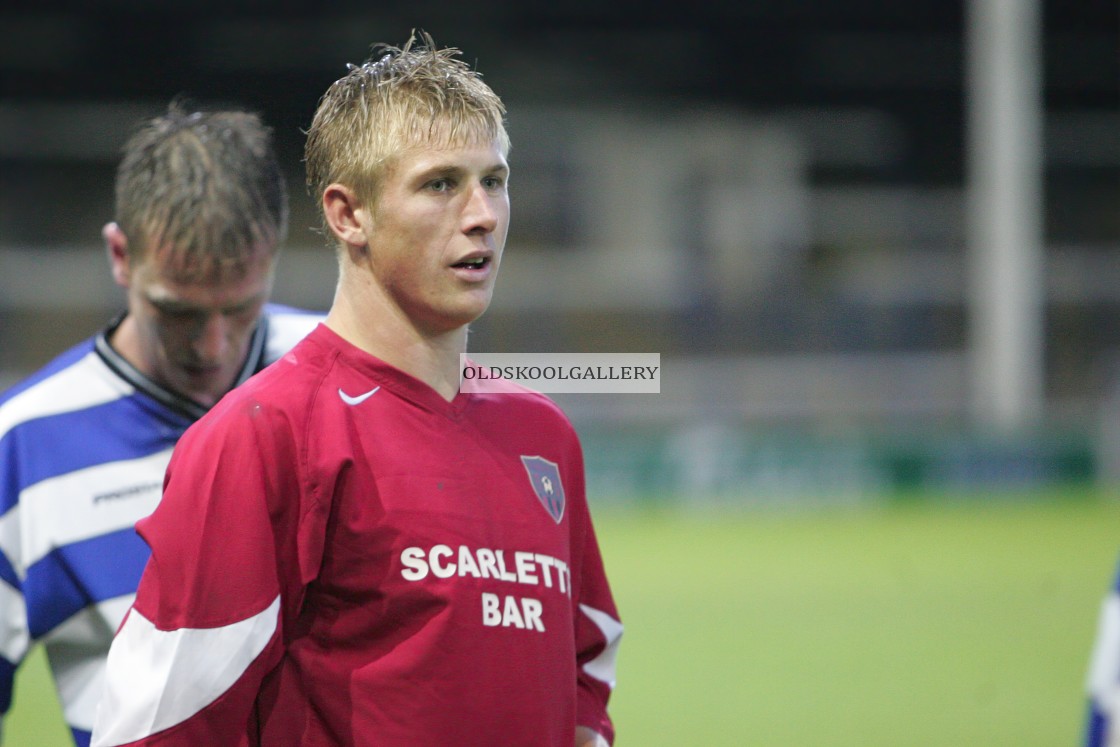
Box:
[1,2,1117,427]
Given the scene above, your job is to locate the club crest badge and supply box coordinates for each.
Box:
[521,455,565,523]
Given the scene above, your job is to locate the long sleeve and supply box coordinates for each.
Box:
[92,396,311,747]
[566,442,622,745]
[574,539,622,744]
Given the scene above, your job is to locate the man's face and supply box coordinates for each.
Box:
[116,239,275,407]
[364,138,510,334]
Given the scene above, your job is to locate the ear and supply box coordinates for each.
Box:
[103,222,132,288]
[322,184,370,251]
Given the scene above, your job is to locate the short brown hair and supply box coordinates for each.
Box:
[114,101,288,279]
[304,31,509,235]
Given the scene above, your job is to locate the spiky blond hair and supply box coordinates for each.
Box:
[304,31,509,237]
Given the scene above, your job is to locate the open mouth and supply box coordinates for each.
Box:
[452,257,490,270]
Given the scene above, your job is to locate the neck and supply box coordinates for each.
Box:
[325,276,469,402]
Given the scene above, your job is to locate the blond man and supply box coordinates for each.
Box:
[93,34,621,747]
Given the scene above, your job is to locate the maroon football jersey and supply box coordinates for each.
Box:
[93,324,621,746]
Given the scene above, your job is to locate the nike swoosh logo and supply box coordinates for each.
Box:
[338,386,381,405]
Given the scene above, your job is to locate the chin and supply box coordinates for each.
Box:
[449,297,494,322]
[426,309,489,336]
[177,373,232,405]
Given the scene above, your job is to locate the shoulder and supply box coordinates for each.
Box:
[460,359,575,428]
[0,337,117,439]
[190,328,339,444]
[470,385,581,445]
[479,376,573,416]
[0,337,98,405]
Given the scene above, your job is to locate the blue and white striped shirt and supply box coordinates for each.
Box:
[0,306,320,747]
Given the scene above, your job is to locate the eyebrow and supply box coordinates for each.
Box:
[145,293,264,315]
[144,292,193,312]
[417,161,509,181]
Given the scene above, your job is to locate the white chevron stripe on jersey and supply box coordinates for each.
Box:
[579,603,623,689]
[92,596,280,747]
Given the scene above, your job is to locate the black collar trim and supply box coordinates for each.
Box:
[94,312,269,422]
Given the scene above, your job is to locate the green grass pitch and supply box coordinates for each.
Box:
[8,489,1120,745]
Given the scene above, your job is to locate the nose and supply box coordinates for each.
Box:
[462,183,501,235]
[192,313,230,363]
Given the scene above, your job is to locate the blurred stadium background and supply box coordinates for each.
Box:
[1,1,1117,502]
[1,1,1119,744]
